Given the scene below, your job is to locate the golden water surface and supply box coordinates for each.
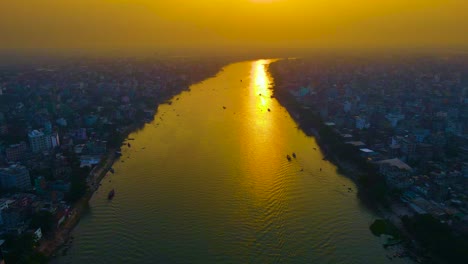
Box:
[57,60,411,264]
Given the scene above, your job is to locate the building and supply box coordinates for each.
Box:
[0,199,14,226]
[0,239,5,264]
[401,137,417,161]
[385,113,405,127]
[376,158,413,189]
[0,124,7,135]
[5,141,28,162]
[28,130,51,153]
[355,116,370,130]
[1,207,24,229]
[0,164,32,190]
[50,131,60,148]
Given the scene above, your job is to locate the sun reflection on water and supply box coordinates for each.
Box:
[252,60,274,111]
[241,59,282,200]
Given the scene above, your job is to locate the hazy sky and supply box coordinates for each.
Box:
[1,0,467,55]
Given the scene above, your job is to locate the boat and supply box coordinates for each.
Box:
[286,155,291,161]
[115,151,122,156]
[292,152,296,158]
[108,189,115,200]
[128,143,131,147]
[268,108,271,112]
[109,168,115,174]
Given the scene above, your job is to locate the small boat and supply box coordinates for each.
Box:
[115,151,122,156]
[223,106,226,109]
[292,152,296,158]
[110,168,115,174]
[128,143,131,147]
[108,189,115,200]
[268,108,271,112]
[286,155,291,161]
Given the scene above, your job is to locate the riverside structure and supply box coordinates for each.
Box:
[56,60,412,264]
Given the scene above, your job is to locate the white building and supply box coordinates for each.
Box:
[50,131,60,148]
[28,130,59,152]
[28,130,51,153]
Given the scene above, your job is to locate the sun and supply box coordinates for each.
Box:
[250,0,279,3]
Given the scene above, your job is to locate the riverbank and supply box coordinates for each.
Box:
[268,75,385,206]
[50,59,402,264]
[36,60,236,260]
[38,150,117,258]
[267,62,428,263]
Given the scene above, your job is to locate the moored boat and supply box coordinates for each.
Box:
[108,189,115,200]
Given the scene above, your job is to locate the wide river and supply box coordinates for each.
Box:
[57,60,410,263]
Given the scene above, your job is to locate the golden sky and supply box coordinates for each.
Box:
[0,0,467,55]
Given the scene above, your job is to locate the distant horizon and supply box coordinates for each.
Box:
[1,46,468,64]
[1,0,467,58]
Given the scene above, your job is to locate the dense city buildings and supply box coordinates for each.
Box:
[270,56,468,263]
[0,57,232,262]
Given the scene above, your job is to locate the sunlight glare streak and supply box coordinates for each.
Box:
[253,60,270,111]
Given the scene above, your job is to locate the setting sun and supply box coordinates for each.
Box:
[0,0,467,55]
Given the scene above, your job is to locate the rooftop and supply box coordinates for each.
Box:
[28,130,44,137]
[376,158,412,171]
[346,141,366,147]
[359,148,375,153]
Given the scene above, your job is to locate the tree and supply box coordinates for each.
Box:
[30,211,54,233]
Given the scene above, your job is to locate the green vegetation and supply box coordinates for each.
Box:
[370,219,400,239]
[30,168,55,181]
[64,151,89,203]
[30,211,55,234]
[3,234,48,264]
[402,214,468,263]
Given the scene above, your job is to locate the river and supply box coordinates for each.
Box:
[56,60,410,263]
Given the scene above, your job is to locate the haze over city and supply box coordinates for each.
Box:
[1,0,468,56]
[0,1,467,264]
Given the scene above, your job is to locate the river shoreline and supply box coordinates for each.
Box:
[38,150,118,258]
[267,63,427,263]
[37,63,233,260]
